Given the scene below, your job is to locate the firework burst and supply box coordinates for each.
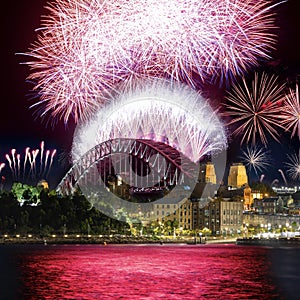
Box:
[281,84,300,139]
[22,0,281,123]
[4,141,57,185]
[224,72,286,145]
[285,151,300,181]
[72,79,227,163]
[240,145,271,175]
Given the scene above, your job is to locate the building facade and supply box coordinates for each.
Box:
[192,197,243,235]
[243,212,300,232]
[153,197,193,230]
[198,162,217,184]
[228,163,248,188]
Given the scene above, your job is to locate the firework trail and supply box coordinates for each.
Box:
[16,154,21,179]
[72,79,227,163]
[240,145,271,175]
[278,169,287,185]
[224,72,286,145]
[21,0,282,123]
[281,84,300,139]
[40,141,44,175]
[260,174,265,182]
[11,149,17,178]
[23,147,30,180]
[5,152,14,178]
[285,151,300,181]
[271,178,279,186]
[0,163,5,190]
[5,142,57,184]
[46,149,57,178]
[0,163,5,174]
[31,150,40,179]
[42,150,51,179]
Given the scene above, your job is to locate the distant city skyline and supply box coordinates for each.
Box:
[1,0,300,190]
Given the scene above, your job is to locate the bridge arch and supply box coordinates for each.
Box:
[56,138,198,196]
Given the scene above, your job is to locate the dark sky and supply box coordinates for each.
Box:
[2,1,76,187]
[2,1,76,145]
[1,0,300,188]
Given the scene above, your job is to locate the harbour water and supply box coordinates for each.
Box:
[1,243,299,299]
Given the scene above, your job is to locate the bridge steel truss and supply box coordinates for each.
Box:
[56,138,197,195]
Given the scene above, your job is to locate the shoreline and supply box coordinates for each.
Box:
[236,237,300,247]
[0,236,237,245]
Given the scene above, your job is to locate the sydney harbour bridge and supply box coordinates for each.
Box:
[57,138,198,197]
[56,138,200,221]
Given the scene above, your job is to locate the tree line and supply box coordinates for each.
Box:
[0,183,129,236]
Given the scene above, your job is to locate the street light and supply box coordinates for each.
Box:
[63,223,67,236]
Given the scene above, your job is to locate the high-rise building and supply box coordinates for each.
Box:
[199,162,217,184]
[228,163,248,188]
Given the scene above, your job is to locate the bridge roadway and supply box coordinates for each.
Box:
[56,138,198,196]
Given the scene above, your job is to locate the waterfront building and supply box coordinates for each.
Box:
[153,197,193,231]
[287,193,300,214]
[191,197,215,232]
[243,185,253,210]
[193,197,243,235]
[243,212,300,232]
[253,197,284,214]
[154,197,184,222]
[251,190,264,200]
[288,205,300,215]
[191,197,211,230]
[219,198,244,235]
[272,186,300,194]
[179,198,193,231]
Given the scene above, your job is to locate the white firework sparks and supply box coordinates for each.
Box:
[22,0,282,123]
[285,151,300,181]
[281,84,300,139]
[72,79,227,163]
[240,145,271,174]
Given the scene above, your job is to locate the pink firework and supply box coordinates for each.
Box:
[223,72,286,145]
[281,84,300,139]
[22,0,281,123]
[4,141,57,184]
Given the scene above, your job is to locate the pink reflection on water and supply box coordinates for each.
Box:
[18,244,282,299]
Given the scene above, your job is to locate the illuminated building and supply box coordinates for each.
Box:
[199,162,217,184]
[154,197,193,231]
[228,163,248,188]
[243,185,253,210]
[193,197,243,235]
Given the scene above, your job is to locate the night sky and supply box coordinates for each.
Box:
[1,0,300,188]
